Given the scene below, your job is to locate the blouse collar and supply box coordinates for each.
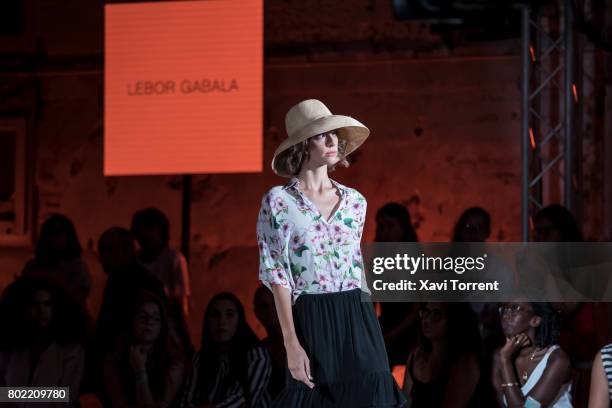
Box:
[284,177,347,197]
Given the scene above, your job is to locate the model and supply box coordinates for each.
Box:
[256,99,407,407]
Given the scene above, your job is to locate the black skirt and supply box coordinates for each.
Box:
[272,288,408,407]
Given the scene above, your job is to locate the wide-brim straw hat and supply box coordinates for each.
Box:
[271,99,370,177]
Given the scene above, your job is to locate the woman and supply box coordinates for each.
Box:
[451,207,491,243]
[102,290,185,408]
[0,276,89,407]
[21,213,92,304]
[181,292,272,408]
[534,205,598,408]
[131,208,194,356]
[492,300,573,407]
[375,203,420,368]
[131,208,191,318]
[587,343,612,408]
[256,99,407,406]
[402,302,490,408]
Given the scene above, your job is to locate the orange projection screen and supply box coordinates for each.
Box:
[104,0,262,175]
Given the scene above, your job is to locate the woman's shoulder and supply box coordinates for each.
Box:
[260,185,289,204]
[547,345,570,366]
[600,343,612,355]
[337,182,366,204]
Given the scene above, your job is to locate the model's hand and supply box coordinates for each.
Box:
[285,338,315,389]
[500,333,531,361]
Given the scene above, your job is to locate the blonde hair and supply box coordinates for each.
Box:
[274,133,349,177]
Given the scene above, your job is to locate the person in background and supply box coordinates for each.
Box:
[451,206,506,399]
[492,300,573,408]
[102,290,185,408]
[375,202,420,368]
[85,227,169,397]
[131,208,193,356]
[402,302,490,408]
[21,213,92,305]
[587,343,612,408]
[181,292,272,408]
[0,276,89,407]
[253,284,286,400]
[534,205,603,408]
[451,206,491,243]
[96,227,167,349]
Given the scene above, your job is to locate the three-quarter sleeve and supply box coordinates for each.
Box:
[256,192,293,292]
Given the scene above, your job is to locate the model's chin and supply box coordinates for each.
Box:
[322,156,340,166]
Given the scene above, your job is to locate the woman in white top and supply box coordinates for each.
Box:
[492,300,573,408]
[256,99,407,407]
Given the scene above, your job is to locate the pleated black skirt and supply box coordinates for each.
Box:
[272,288,408,407]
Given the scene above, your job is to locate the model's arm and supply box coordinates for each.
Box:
[256,192,314,389]
[272,285,315,389]
[588,351,609,408]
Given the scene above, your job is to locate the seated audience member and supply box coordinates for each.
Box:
[131,208,191,318]
[253,285,285,399]
[0,277,89,407]
[402,302,491,408]
[21,213,92,304]
[131,208,193,356]
[587,343,612,408]
[493,300,573,407]
[102,290,185,408]
[96,227,167,349]
[181,292,272,408]
[375,202,420,367]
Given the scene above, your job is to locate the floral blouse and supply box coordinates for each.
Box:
[256,177,367,304]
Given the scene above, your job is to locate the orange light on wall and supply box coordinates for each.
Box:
[529,45,536,62]
[572,83,578,103]
[529,128,536,150]
[104,0,263,176]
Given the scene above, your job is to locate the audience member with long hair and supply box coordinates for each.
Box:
[21,213,92,304]
[102,290,185,408]
[492,300,573,407]
[0,276,89,407]
[181,292,272,408]
[402,302,492,407]
[375,202,421,367]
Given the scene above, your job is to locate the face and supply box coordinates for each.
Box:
[98,234,134,275]
[132,302,162,344]
[499,301,540,337]
[207,299,240,343]
[306,131,339,168]
[49,229,69,253]
[136,226,164,251]
[534,218,562,242]
[376,214,405,242]
[254,288,279,330]
[420,303,447,340]
[457,213,490,242]
[27,290,53,329]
